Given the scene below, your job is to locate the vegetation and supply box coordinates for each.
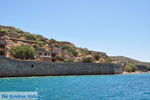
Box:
[82,57,93,63]
[49,38,57,43]
[36,40,45,47]
[0,28,9,34]
[23,32,37,41]
[104,58,112,63]
[146,66,150,71]
[33,42,44,48]
[9,46,35,60]
[83,48,91,55]
[64,59,74,63]
[54,56,64,61]
[48,43,53,48]
[93,54,100,60]
[63,45,78,56]
[36,35,46,42]
[125,62,137,72]
[8,27,23,33]
[80,48,91,55]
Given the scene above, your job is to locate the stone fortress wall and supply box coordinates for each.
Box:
[0,56,123,77]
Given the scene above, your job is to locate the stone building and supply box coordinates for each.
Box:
[51,48,74,61]
[36,47,74,62]
[36,49,52,62]
[35,48,64,62]
[51,48,64,58]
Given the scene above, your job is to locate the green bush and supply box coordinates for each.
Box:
[37,41,45,47]
[104,58,112,63]
[146,66,150,71]
[83,48,91,55]
[82,57,93,63]
[0,28,9,34]
[33,43,43,48]
[10,46,35,60]
[125,62,137,72]
[80,48,91,55]
[48,43,53,48]
[93,55,100,60]
[36,35,45,42]
[23,32,37,41]
[54,56,64,61]
[9,27,23,33]
[63,46,78,56]
[49,38,57,43]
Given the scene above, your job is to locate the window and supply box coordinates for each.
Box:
[31,64,34,68]
[0,44,5,48]
[51,53,56,57]
[0,51,5,55]
[45,53,47,56]
[39,52,42,55]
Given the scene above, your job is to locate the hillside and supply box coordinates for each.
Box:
[0,25,149,67]
[0,25,107,63]
[110,56,150,66]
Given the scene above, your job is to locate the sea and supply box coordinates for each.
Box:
[0,74,150,100]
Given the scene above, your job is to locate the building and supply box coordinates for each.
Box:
[51,48,74,61]
[36,47,74,62]
[51,48,66,57]
[36,49,52,62]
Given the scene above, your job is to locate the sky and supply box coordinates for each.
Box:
[0,0,150,62]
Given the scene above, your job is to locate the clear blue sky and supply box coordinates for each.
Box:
[0,0,150,62]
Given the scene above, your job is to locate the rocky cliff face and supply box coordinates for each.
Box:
[0,25,108,63]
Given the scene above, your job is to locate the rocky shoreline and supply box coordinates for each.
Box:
[122,71,150,75]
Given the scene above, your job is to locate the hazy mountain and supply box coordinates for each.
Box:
[110,56,150,66]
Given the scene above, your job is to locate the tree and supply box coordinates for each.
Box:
[83,48,91,55]
[82,57,93,63]
[125,62,137,72]
[54,56,64,61]
[10,46,35,60]
[49,38,58,43]
[63,45,78,57]
[23,32,37,41]
[146,66,150,71]
[0,28,9,34]
[104,58,112,64]
[93,55,100,60]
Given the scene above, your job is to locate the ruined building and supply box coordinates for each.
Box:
[36,49,52,62]
[36,48,74,62]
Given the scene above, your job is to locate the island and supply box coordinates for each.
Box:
[0,25,150,77]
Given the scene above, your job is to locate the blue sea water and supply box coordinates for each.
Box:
[0,74,150,100]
